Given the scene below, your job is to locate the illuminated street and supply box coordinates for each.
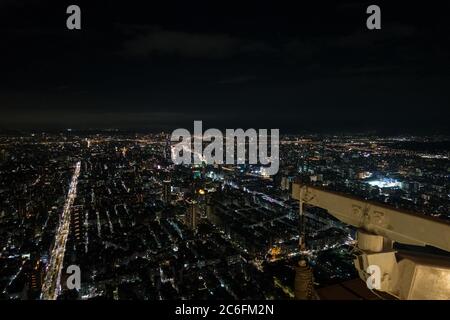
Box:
[41,161,81,300]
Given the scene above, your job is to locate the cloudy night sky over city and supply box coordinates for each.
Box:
[1,0,450,133]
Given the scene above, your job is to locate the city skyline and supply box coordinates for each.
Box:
[1,132,449,300]
[1,0,449,304]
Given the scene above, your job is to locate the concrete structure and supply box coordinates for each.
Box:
[292,183,450,300]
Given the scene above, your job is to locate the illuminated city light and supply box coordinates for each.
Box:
[367,178,402,189]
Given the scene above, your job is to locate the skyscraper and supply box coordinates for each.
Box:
[163,180,171,205]
[185,199,198,231]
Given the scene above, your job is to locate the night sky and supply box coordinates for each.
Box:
[1,0,450,133]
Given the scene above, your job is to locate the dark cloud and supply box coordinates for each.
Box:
[121,27,283,60]
[122,28,240,59]
[336,23,417,49]
[217,76,258,85]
